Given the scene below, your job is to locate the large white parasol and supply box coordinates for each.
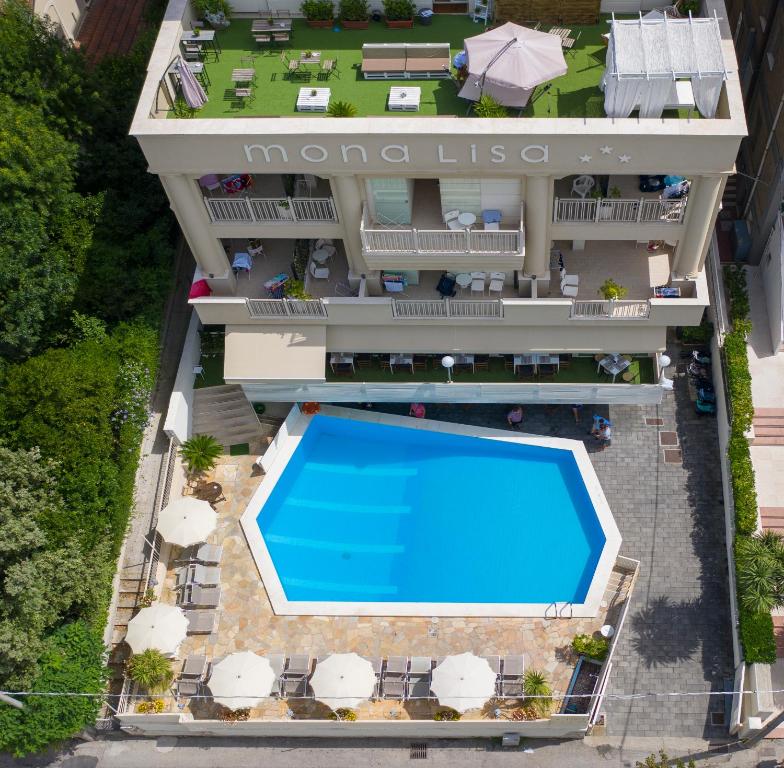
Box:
[208,652,277,710]
[125,604,189,656]
[309,653,376,710]
[430,652,497,713]
[156,496,217,547]
[459,22,567,108]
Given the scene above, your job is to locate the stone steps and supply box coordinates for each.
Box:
[192,385,262,449]
[751,410,784,446]
[772,616,784,657]
[761,508,784,535]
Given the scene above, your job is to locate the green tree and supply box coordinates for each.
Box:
[0,96,96,359]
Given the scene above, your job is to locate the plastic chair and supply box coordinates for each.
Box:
[444,210,461,230]
[559,267,578,287]
[470,271,486,295]
[488,272,505,296]
[572,175,595,199]
[309,260,330,280]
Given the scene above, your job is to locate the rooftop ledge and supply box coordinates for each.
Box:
[131,0,746,141]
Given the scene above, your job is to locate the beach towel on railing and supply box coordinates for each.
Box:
[221,174,253,194]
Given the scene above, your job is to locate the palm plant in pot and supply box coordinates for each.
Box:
[383,0,415,27]
[180,434,222,477]
[598,278,628,301]
[301,0,335,26]
[339,0,369,27]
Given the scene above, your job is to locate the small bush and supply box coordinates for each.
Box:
[329,707,357,720]
[136,698,166,714]
[679,315,713,345]
[473,94,508,118]
[598,278,628,300]
[738,606,776,664]
[218,707,251,721]
[326,100,357,117]
[301,0,334,19]
[571,633,609,661]
[434,707,461,721]
[382,0,415,19]
[338,0,369,20]
[523,669,552,717]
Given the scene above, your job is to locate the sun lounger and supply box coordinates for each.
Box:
[177,543,223,565]
[175,563,221,588]
[282,676,309,697]
[483,655,501,695]
[407,656,433,699]
[385,656,408,676]
[177,584,221,608]
[501,655,525,697]
[176,678,200,697]
[266,653,285,696]
[186,610,217,634]
[382,678,406,698]
[182,654,208,678]
[364,656,383,698]
[285,654,311,677]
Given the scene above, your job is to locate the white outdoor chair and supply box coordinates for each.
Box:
[572,174,595,199]
[561,281,578,298]
[444,209,461,231]
[488,271,505,296]
[470,271,486,295]
[484,221,500,231]
[559,267,579,287]
[309,260,330,280]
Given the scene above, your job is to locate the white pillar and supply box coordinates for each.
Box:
[672,175,724,278]
[330,175,368,275]
[523,175,552,278]
[159,174,235,295]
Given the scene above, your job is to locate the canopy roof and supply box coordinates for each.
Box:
[609,12,728,80]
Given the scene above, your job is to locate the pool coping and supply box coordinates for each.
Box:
[239,405,622,618]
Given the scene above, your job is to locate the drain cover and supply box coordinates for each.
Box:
[410,743,428,759]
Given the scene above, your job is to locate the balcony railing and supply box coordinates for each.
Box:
[570,300,651,319]
[361,205,524,255]
[392,298,503,319]
[247,298,328,318]
[203,196,338,224]
[553,197,687,224]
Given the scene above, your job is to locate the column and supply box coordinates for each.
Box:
[672,175,725,278]
[523,175,552,278]
[159,174,235,295]
[330,174,368,276]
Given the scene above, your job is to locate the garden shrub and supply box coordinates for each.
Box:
[738,606,776,664]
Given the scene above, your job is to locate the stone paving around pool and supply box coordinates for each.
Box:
[160,434,634,722]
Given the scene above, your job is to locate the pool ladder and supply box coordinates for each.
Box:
[544,602,574,619]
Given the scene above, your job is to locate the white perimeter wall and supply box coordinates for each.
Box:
[163,311,201,443]
[759,215,783,354]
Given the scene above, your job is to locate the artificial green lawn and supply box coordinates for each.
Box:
[194,353,225,388]
[325,355,655,383]
[190,16,612,119]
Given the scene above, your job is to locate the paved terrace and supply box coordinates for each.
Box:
[187,16,613,119]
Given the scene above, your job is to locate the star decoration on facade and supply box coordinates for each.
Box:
[618,154,631,163]
[579,154,592,163]
[599,145,613,154]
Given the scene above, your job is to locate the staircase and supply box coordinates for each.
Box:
[751,408,784,446]
[773,616,784,658]
[192,385,263,449]
[721,174,739,218]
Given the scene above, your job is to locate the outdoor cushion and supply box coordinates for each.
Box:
[405,57,449,72]
[188,279,212,299]
[362,58,406,72]
[405,43,450,58]
[362,44,407,59]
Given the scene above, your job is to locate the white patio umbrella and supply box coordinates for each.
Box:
[125,604,188,656]
[430,652,497,713]
[309,653,376,710]
[156,496,217,547]
[458,22,567,108]
[208,652,277,710]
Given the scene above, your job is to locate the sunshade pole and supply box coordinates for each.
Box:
[477,37,517,95]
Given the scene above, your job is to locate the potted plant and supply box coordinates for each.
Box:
[434,707,461,721]
[329,707,358,720]
[327,100,358,117]
[598,278,628,301]
[301,0,334,27]
[285,279,313,300]
[473,94,508,118]
[523,669,552,718]
[136,699,166,714]
[127,650,174,694]
[179,434,222,476]
[609,185,622,199]
[191,0,232,27]
[339,0,369,28]
[571,633,609,662]
[382,0,415,27]
[138,587,156,608]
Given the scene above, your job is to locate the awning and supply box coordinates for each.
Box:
[224,325,327,382]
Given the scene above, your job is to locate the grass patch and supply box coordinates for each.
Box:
[195,354,225,388]
[189,17,611,118]
[229,442,250,455]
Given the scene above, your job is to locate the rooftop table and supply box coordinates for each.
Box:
[252,18,292,31]
[181,29,221,58]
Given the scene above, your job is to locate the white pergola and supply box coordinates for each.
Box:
[602,11,729,119]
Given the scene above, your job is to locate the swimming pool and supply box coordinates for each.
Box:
[241,407,621,617]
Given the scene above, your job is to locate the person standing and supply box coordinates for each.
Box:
[571,404,583,424]
[507,405,524,429]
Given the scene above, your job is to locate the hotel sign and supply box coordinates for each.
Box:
[244,142,549,166]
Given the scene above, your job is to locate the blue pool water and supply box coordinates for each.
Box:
[256,415,606,604]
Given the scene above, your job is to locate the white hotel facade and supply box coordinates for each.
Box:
[131,0,746,407]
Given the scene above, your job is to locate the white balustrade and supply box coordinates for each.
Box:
[392,298,503,319]
[554,196,687,224]
[570,300,650,319]
[247,299,328,318]
[204,196,338,224]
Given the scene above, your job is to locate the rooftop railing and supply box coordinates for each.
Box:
[554,196,687,224]
[203,196,338,224]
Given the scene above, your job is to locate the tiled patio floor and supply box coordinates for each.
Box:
[161,432,634,721]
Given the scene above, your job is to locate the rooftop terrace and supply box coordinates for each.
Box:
[182,16,636,119]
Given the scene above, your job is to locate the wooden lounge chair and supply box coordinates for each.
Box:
[516,364,536,381]
[280,52,299,78]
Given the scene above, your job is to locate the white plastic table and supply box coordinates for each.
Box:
[388,87,421,111]
[296,87,331,112]
[455,273,472,292]
[330,353,355,373]
[599,354,630,383]
[458,211,477,227]
[389,354,413,373]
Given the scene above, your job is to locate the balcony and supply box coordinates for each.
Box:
[200,174,337,225]
[553,175,688,225]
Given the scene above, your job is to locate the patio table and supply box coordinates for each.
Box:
[389,354,414,374]
[181,29,221,58]
[513,353,560,374]
[599,354,630,383]
[296,51,322,67]
[388,86,421,111]
[330,353,355,373]
[296,87,331,112]
[252,18,292,32]
[193,482,224,504]
[231,68,256,84]
[454,353,475,373]
[455,273,472,293]
[458,211,477,228]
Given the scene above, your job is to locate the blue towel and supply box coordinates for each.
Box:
[482,209,502,224]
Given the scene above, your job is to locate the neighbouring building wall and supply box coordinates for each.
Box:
[726,0,784,264]
[34,0,85,40]
[759,214,784,351]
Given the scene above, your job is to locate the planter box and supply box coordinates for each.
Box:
[342,19,369,27]
[386,18,414,27]
[306,19,334,26]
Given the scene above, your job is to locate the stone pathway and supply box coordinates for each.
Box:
[373,381,733,739]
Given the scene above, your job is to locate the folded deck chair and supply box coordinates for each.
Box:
[186,610,217,634]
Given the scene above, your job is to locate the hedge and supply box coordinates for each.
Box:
[723,265,773,663]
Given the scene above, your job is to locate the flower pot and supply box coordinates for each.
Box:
[342,19,369,28]
[386,18,413,27]
[306,18,334,27]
